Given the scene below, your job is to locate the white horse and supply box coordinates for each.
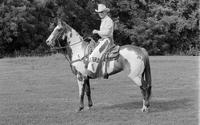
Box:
[46,20,152,112]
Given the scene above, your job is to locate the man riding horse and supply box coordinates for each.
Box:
[46,3,152,112]
[87,4,114,78]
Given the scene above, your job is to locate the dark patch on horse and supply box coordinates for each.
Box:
[137,55,142,60]
[65,45,72,60]
[113,55,125,73]
[77,72,84,81]
[70,32,72,38]
[121,45,145,60]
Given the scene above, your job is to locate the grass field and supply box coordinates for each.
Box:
[0,54,199,125]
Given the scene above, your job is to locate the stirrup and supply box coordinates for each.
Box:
[103,73,109,79]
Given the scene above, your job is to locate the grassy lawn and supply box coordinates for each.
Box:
[0,55,199,125]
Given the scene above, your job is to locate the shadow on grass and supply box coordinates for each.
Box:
[99,98,192,113]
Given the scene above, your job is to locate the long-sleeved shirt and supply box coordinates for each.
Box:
[97,15,114,40]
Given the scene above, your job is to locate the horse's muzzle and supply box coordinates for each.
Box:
[46,40,53,47]
[46,39,50,45]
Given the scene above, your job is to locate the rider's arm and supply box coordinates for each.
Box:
[97,19,113,37]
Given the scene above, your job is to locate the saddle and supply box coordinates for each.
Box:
[85,38,120,78]
[86,38,120,61]
[102,45,120,61]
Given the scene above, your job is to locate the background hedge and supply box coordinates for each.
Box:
[0,0,199,57]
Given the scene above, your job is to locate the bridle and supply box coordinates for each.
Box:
[50,28,90,65]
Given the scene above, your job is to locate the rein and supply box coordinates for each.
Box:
[52,30,90,65]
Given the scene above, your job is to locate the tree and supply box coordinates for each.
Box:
[0,0,199,56]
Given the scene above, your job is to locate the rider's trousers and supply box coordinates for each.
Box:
[87,38,110,73]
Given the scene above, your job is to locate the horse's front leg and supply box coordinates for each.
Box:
[84,77,93,109]
[77,74,85,112]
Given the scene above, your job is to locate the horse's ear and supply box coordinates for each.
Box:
[58,19,66,27]
[57,18,65,26]
[57,18,62,26]
[61,20,66,26]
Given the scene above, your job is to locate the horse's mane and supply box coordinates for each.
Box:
[62,21,90,49]
[63,22,83,39]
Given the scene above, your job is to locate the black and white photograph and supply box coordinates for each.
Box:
[0,0,199,124]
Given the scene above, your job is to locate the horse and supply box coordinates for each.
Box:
[46,20,152,112]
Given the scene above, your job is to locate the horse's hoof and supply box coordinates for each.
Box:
[86,106,92,111]
[88,103,93,108]
[141,107,149,112]
[76,107,84,112]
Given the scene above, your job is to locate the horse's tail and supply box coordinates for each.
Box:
[142,48,152,99]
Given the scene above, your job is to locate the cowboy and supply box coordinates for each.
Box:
[87,4,114,78]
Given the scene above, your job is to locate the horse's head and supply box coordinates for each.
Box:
[46,20,71,47]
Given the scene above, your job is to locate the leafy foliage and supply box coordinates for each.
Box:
[0,0,199,56]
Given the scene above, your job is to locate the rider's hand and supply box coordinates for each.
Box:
[92,30,98,34]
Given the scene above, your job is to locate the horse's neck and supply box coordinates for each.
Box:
[68,29,86,61]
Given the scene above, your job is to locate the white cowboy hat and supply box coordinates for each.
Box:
[95,4,110,13]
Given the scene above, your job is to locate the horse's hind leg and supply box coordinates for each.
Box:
[84,77,93,109]
[127,65,150,112]
[128,75,147,112]
[140,53,152,112]
[130,75,150,112]
[140,73,151,112]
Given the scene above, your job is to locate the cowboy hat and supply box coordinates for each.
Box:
[95,4,110,13]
